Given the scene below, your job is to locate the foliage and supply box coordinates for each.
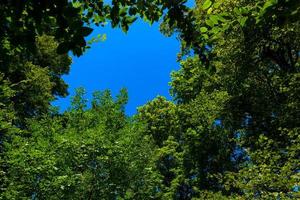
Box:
[0,35,72,126]
[2,89,159,199]
[137,0,300,198]
[0,74,20,195]
[0,0,194,56]
[138,96,180,147]
[0,0,299,199]
[160,0,299,198]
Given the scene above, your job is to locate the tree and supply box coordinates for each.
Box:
[0,1,194,198]
[1,35,71,126]
[160,0,300,198]
[0,0,194,56]
[2,88,159,199]
[0,0,194,124]
[1,0,299,199]
[0,73,20,195]
[138,96,180,147]
[138,0,299,198]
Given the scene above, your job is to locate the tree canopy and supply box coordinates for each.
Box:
[0,0,299,199]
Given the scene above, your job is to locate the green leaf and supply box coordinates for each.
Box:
[262,0,277,11]
[207,7,213,14]
[200,27,208,33]
[239,16,248,26]
[206,19,215,27]
[93,14,104,24]
[233,7,240,15]
[72,1,82,8]
[203,0,212,10]
[209,15,219,24]
[213,1,222,9]
[210,27,220,34]
[202,34,209,40]
[206,15,219,27]
[217,15,226,22]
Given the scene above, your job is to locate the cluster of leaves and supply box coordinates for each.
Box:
[0,1,195,199]
[0,0,195,125]
[137,0,299,199]
[0,0,194,56]
[0,35,72,126]
[0,0,299,199]
[1,88,160,199]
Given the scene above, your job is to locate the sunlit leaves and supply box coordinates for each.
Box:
[87,34,107,45]
[1,1,299,199]
[138,96,180,147]
[202,0,212,10]
[2,88,157,199]
[200,27,208,33]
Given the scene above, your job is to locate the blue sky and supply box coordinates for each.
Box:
[53,1,195,115]
[53,20,180,115]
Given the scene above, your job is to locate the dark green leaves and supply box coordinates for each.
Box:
[81,27,94,37]
[57,42,70,54]
[2,1,300,199]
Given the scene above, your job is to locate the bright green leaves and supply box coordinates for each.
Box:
[8,35,72,125]
[0,73,17,140]
[205,18,215,27]
[0,34,72,193]
[232,7,250,27]
[1,0,300,199]
[260,0,278,17]
[71,87,87,112]
[209,15,220,25]
[87,34,107,45]
[72,1,82,9]
[224,129,300,199]
[155,136,185,199]
[170,56,212,103]
[200,27,208,33]
[238,16,248,26]
[168,0,300,198]
[205,14,223,27]
[138,96,180,147]
[202,0,212,10]
[3,88,157,199]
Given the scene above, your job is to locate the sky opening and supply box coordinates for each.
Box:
[53,20,181,115]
